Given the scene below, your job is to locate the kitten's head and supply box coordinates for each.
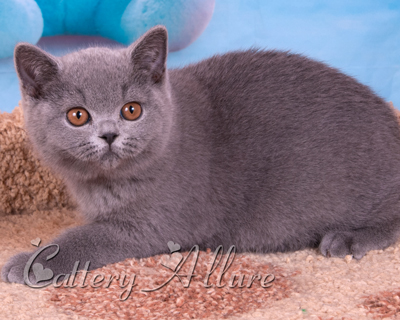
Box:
[15,26,173,180]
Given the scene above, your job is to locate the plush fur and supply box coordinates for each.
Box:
[0,105,74,215]
[3,26,400,285]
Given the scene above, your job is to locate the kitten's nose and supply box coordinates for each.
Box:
[100,132,119,145]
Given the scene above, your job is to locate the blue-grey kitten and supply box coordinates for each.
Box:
[3,26,400,284]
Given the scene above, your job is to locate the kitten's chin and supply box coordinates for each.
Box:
[98,151,121,170]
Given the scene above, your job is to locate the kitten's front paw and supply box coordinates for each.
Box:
[2,252,32,284]
[2,244,63,286]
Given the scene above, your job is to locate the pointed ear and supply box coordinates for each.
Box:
[129,26,168,84]
[14,43,60,99]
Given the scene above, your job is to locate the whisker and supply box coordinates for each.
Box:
[120,148,137,156]
[86,150,100,158]
[122,142,137,148]
[76,146,97,159]
[61,142,92,152]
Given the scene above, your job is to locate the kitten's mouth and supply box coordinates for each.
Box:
[101,150,119,159]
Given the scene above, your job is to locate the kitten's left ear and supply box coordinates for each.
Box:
[129,26,168,84]
[14,43,60,99]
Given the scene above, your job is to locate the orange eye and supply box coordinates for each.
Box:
[121,102,142,121]
[66,108,90,126]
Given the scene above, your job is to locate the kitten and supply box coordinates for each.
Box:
[3,26,400,285]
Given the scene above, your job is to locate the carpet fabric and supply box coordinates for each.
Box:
[45,251,296,319]
[1,103,400,319]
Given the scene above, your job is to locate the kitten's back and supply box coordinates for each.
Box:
[168,49,400,251]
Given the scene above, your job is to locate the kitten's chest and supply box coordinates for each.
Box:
[69,177,157,219]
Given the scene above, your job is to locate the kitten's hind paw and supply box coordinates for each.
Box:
[320,227,398,259]
[320,231,357,259]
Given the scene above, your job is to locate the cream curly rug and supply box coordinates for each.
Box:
[1,104,400,320]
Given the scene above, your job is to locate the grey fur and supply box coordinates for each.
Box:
[3,25,400,284]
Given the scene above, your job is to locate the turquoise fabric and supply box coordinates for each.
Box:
[0,0,399,112]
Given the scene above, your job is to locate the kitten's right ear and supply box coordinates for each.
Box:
[128,26,168,84]
[14,43,60,99]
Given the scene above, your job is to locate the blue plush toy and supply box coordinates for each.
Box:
[0,0,43,59]
[0,0,215,58]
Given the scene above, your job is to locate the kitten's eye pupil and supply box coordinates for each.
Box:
[76,111,82,119]
[121,102,142,121]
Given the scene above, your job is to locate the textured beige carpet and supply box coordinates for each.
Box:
[1,104,400,319]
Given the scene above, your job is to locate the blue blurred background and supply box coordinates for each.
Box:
[1,0,399,112]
